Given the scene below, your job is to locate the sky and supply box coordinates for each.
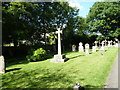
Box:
[78,2,95,18]
[68,0,99,18]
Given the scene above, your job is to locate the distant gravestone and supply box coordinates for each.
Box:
[72,45,76,52]
[0,56,5,73]
[104,39,107,47]
[110,40,113,47]
[98,41,101,47]
[94,41,98,48]
[85,43,89,54]
[108,41,111,47]
[113,41,116,47]
[100,41,105,52]
[78,42,84,52]
[92,46,97,52]
[115,43,118,48]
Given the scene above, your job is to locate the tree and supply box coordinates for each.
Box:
[86,2,120,40]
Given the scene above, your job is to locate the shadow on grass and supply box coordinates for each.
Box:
[69,55,84,59]
[6,57,29,67]
[6,68,21,73]
[2,69,74,88]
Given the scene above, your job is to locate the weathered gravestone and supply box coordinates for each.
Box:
[108,41,111,47]
[94,41,98,48]
[110,40,113,47]
[50,28,66,63]
[100,41,105,52]
[92,46,97,52]
[0,56,5,73]
[104,39,107,47]
[78,42,84,52]
[98,40,101,47]
[72,45,76,52]
[85,43,89,54]
[113,41,116,47]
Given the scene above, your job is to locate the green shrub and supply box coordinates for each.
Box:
[26,48,46,62]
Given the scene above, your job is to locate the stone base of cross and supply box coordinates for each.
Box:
[50,27,68,63]
[50,54,66,63]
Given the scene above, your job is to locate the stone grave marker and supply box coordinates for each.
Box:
[72,45,76,52]
[0,56,5,73]
[50,28,66,63]
[85,43,89,54]
[110,40,113,47]
[108,41,111,47]
[100,41,105,52]
[92,46,97,52]
[78,42,84,52]
[94,41,98,48]
[104,39,107,47]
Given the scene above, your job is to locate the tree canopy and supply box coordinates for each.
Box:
[86,2,120,40]
[3,2,85,47]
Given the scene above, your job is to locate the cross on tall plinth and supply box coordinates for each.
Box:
[50,28,67,63]
[56,28,62,55]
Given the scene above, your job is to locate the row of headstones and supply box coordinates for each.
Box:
[72,43,91,54]
[94,40,119,48]
[72,43,98,54]
[72,40,119,54]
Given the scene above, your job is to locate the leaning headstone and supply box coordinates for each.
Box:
[72,45,76,52]
[92,46,97,52]
[85,43,89,54]
[78,42,84,52]
[0,56,5,73]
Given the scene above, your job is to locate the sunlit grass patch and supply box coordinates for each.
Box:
[1,47,118,88]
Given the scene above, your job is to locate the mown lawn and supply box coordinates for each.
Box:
[1,47,118,89]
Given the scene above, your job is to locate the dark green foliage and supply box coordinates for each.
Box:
[87,2,120,39]
[26,48,46,62]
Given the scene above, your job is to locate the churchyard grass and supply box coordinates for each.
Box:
[1,47,118,88]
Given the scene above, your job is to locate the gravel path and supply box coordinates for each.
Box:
[104,50,119,88]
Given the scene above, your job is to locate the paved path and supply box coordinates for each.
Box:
[104,49,119,88]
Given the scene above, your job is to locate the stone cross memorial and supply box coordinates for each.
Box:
[0,56,5,73]
[78,42,84,52]
[85,43,89,54]
[50,28,66,63]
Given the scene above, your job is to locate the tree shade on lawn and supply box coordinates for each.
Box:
[1,47,118,88]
